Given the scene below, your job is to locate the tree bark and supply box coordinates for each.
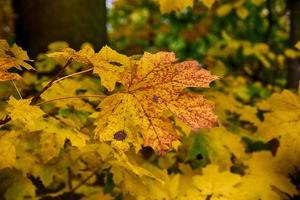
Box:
[287,0,300,89]
[13,0,107,58]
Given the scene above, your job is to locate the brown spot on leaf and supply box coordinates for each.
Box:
[109,61,122,67]
[269,138,280,156]
[114,130,127,141]
[153,95,159,103]
[5,50,15,58]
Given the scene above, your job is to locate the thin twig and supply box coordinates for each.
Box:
[11,80,22,99]
[35,95,105,106]
[67,167,73,190]
[70,169,98,193]
[30,58,73,105]
[0,95,104,125]
[67,167,74,200]
[1,59,73,126]
[0,115,11,125]
[53,68,93,84]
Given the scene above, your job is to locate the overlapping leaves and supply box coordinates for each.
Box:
[2,40,299,200]
[157,0,215,13]
[0,40,33,81]
[49,46,218,154]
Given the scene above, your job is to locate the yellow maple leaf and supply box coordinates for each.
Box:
[96,51,218,154]
[216,4,233,17]
[81,189,113,200]
[39,131,61,163]
[47,44,95,64]
[193,164,242,199]
[162,164,203,199]
[202,0,215,9]
[7,96,88,163]
[258,90,300,172]
[0,39,33,81]
[48,45,127,91]
[295,41,300,50]
[158,0,193,13]
[251,0,264,6]
[7,96,45,129]
[110,153,166,199]
[4,175,36,200]
[92,45,129,91]
[40,78,95,112]
[0,131,18,169]
[201,127,246,169]
[236,6,249,19]
[237,152,297,200]
[284,48,297,58]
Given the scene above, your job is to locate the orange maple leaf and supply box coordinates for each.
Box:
[96,51,218,154]
[0,40,33,81]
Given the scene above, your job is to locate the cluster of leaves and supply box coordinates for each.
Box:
[1,0,300,199]
[109,0,298,87]
[1,34,300,200]
[156,0,215,13]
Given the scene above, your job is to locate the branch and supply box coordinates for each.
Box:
[67,167,74,200]
[35,95,106,106]
[1,59,73,126]
[30,58,73,105]
[0,115,11,126]
[70,169,98,193]
[53,68,93,84]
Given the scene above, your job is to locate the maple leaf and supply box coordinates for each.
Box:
[110,152,175,199]
[92,45,130,91]
[0,131,18,170]
[237,152,297,200]
[158,0,193,13]
[48,45,128,91]
[200,127,246,170]
[0,39,33,81]
[7,96,88,163]
[159,164,203,199]
[47,44,95,64]
[252,0,264,6]
[40,78,95,112]
[81,189,113,200]
[192,164,242,200]
[295,41,300,50]
[96,51,218,154]
[7,96,45,130]
[4,173,36,200]
[257,90,300,172]
[202,0,216,9]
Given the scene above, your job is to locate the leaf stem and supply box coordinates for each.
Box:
[30,58,73,105]
[1,59,73,126]
[70,169,98,193]
[35,95,106,106]
[11,80,22,99]
[53,67,93,84]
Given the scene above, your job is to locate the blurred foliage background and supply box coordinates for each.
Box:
[108,0,299,90]
[0,0,14,40]
[1,0,300,199]
[2,0,299,90]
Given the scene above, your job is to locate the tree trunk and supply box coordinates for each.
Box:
[13,0,107,58]
[0,0,15,40]
[287,0,300,89]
